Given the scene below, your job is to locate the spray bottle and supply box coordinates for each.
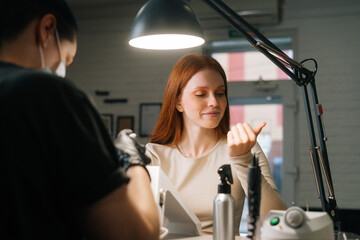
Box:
[213,164,235,240]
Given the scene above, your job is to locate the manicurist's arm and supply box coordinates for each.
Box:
[84,165,159,240]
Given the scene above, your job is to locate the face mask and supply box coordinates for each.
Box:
[39,29,66,78]
[54,59,66,78]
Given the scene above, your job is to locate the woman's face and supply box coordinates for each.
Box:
[177,69,227,131]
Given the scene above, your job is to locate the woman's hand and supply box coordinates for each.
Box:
[227,122,266,157]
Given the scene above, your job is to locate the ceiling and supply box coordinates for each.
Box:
[66,0,282,28]
[67,0,146,8]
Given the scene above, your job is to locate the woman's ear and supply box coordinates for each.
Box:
[36,14,57,48]
[176,102,183,112]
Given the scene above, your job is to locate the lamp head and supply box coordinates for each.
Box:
[129,0,205,50]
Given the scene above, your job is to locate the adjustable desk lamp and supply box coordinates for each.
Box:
[128,0,341,233]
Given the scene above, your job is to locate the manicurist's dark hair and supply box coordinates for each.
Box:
[0,0,77,50]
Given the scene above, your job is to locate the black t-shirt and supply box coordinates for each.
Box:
[0,62,129,239]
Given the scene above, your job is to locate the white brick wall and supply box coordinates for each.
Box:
[67,0,360,209]
[277,0,360,209]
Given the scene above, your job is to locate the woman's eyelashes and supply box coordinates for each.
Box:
[194,90,225,97]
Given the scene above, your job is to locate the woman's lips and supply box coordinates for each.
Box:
[203,111,220,117]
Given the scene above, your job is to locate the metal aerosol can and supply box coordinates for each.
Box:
[213,164,235,240]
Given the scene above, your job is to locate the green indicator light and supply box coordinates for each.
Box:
[270,217,280,226]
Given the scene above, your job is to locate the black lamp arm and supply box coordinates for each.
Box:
[201,0,303,85]
[200,0,341,232]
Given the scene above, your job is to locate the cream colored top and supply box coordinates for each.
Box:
[146,138,286,232]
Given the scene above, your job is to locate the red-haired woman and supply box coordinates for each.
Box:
[146,53,287,233]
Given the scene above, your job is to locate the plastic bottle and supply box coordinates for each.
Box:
[213,164,235,240]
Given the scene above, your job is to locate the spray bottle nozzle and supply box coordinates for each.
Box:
[217,164,233,194]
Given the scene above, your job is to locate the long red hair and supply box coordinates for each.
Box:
[150,53,230,145]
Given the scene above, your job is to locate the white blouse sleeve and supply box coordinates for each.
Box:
[145,143,161,166]
[229,142,287,218]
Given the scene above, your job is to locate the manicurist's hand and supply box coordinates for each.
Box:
[227,122,266,157]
